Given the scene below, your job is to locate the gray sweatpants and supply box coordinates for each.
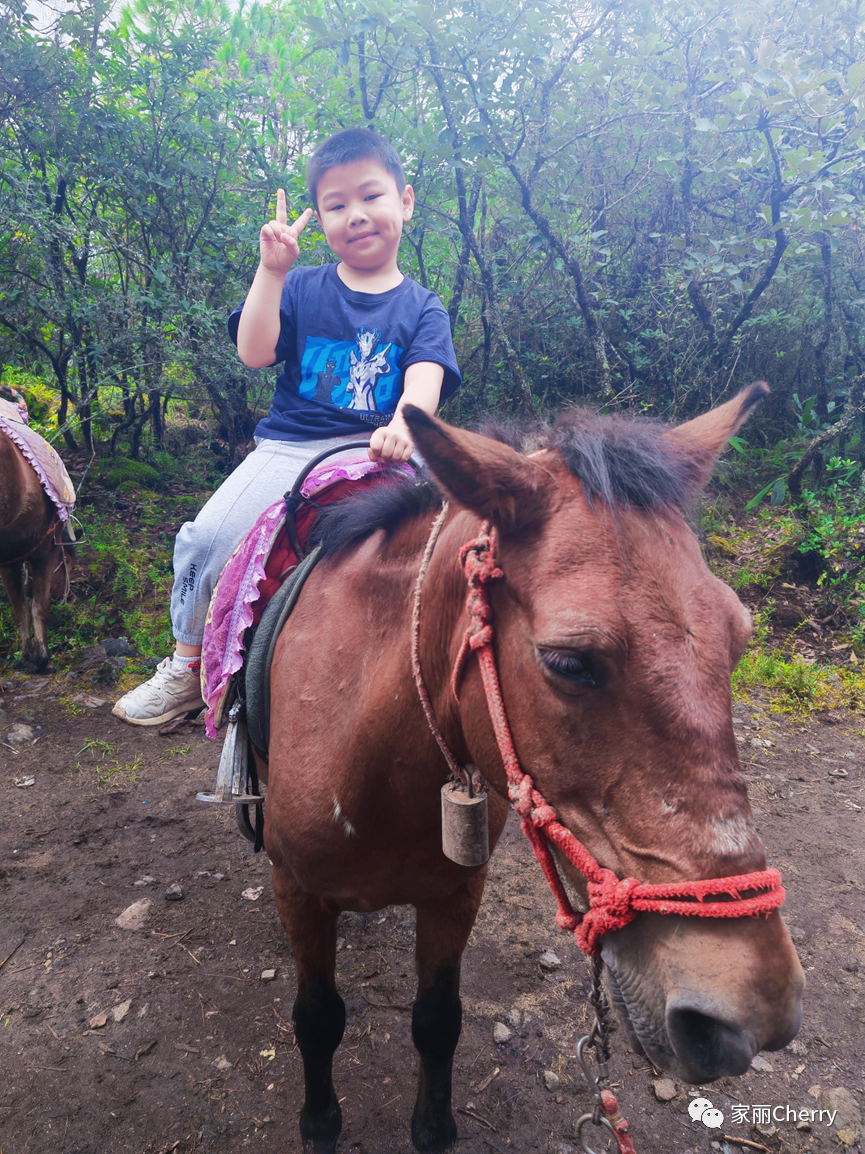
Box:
[170,435,361,646]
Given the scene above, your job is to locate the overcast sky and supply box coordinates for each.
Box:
[27,0,122,33]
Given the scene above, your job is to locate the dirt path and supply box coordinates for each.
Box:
[1,681,863,1154]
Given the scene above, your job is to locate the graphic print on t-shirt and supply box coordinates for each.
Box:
[348,328,393,411]
[299,329,404,420]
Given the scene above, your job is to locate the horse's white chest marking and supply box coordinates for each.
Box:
[332,798,358,839]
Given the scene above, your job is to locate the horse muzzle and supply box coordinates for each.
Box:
[662,991,803,1081]
[600,912,805,1083]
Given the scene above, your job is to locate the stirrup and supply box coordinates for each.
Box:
[196,700,264,805]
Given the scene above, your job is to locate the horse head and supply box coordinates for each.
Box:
[404,383,804,1085]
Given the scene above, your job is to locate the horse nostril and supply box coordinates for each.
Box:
[666,1005,755,1081]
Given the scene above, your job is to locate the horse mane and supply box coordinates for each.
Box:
[312,409,701,558]
[310,472,442,558]
[479,408,703,511]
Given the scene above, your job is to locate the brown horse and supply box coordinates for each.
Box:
[255,384,804,1154]
[0,430,71,670]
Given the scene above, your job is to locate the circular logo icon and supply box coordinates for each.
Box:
[702,1107,725,1128]
[688,1097,714,1122]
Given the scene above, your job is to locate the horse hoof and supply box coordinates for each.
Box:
[411,1111,457,1154]
[301,1134,339,1154]
[300,1098,341,1154]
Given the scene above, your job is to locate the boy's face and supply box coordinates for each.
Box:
[315,159,414,276]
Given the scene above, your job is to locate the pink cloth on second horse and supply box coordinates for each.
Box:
[201,452,411,738]
[0,401,76,522]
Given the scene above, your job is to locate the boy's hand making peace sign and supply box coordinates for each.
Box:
[259,189,313,277]
[236,190,313,366]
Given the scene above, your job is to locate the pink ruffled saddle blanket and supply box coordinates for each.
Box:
[201,451,412,738]
[0,399,76,522]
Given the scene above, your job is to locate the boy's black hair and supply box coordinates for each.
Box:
[306,128,406,211]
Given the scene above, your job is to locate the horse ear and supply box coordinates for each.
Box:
[403,406,553,532]
[666,381,769,487]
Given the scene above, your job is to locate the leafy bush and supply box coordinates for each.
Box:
[0,368,58,430]
[795,458,865,642]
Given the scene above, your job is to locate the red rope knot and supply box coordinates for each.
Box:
[555,909,580,933]
[530,801,557,828]
[515,775,535,818]
[452,527,504,701]
[600,1089,638,1154]
[468,625,494,650]
[589,871,641,922]
[458,527,503,590]
[573,872,643,953]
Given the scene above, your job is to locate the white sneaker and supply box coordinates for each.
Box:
[112,657,204,727]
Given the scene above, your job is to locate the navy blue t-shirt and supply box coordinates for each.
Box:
[228,264,461,442]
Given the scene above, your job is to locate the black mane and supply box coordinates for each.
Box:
[309,471,442,558]
[311,410,701,558]
[479,408,703,511]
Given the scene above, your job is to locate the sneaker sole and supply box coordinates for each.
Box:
[111,700,205,727]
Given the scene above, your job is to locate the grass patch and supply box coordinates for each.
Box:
[733,649,865,713]
[157,744,194,761]
[732,603,865,714]
[52,506,175,663]
[75,739,143,794]
[58,696,86,717]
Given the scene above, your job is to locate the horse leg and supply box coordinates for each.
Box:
[26,555,53,670]
[271,870,345,1154]
[0,563,33,666]
[411,877,485,1154]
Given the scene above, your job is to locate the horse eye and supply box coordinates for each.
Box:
[539,649,603,688]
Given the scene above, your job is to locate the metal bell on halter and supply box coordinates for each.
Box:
[441,773,489,867]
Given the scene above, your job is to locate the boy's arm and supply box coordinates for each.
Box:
[237,190,312,368]
[368,362,443,462]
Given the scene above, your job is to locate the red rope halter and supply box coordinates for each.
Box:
[450,523,785,957]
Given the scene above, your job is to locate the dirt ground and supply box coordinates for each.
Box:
[0,680,863,1154]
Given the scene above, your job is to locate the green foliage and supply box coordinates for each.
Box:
[0,501,175,669]
[0,368,58,429]
[709,449,865,638]
[67,505,176,657]
[92,459,165,491]
[734,647,865,714]
[2,0,865,435]
[796,460,865,640]
[731,602,865,713]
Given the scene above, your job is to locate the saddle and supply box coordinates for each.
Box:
[197,444,414,843]
[0,398,77,526]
